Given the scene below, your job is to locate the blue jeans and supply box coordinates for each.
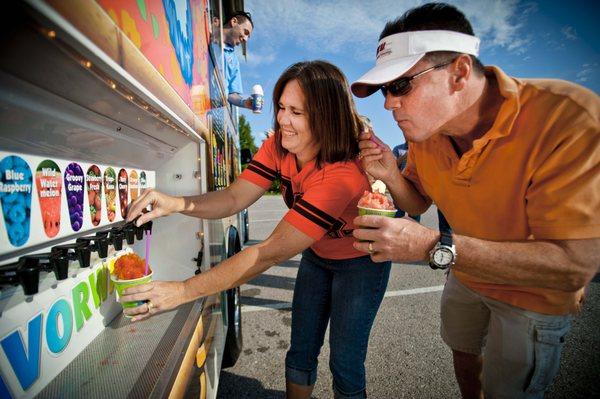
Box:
[285,249,391,398]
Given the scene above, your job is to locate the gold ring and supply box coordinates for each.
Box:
[358,152,363,159]
[147,300,154,311]
[368,242,374,254]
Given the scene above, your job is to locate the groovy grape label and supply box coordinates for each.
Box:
[64,163,84,232]
[36,160,62,238]
[103,168,116,222]
[0,156,32,247]
[86,166,102,226]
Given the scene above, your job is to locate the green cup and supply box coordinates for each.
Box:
[357,206,397,242]
[111,271,153,315]
[357,206,397,218]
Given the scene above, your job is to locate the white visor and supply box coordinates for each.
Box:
[351,30,480,98]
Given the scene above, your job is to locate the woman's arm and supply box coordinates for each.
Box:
[127,178,266,225]
[120,219,315,321]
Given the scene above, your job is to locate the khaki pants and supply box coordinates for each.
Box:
[441,272,572,399]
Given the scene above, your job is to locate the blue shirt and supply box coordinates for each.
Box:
[224,44,243,96]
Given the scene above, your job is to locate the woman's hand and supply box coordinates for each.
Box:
[358,131,401,184]
[126,189,185,226]
[120,280,189,322]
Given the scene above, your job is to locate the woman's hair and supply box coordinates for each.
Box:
[272,60,361,167]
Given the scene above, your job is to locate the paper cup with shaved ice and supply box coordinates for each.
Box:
[357,190,397,217]
[357,191,397,242]
[110,253,153,315]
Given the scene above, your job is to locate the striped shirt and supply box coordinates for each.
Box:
[240,136,370,259]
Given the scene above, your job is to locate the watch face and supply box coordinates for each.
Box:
[434,248,453,265]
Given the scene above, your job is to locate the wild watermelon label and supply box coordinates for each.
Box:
[87,165,102,226]
[64,163,84,232]
[104,167,116,222]
[0,155,33,247]
[36,160,62,238]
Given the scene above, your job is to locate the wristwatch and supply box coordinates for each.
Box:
[429,231,456,270]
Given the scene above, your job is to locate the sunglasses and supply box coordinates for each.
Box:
[380,60,454,97]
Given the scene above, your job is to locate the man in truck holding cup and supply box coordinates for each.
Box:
[221,11,263,113]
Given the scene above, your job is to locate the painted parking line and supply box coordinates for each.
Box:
[242,285,445,313]
[384,285,444,297]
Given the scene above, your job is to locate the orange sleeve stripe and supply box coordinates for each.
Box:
[284,211,326,240]
[292,202,332,230]
[295,199,338,226]
[247,160,277,180]
[239,169,273,189]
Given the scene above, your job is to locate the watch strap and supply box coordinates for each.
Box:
[440,231,453,246]
[437,209,453,238]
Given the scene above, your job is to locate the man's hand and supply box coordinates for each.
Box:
[126,189,184,226]
[358,131,402,183]
[352,215,438,263]
[243,97,253,109]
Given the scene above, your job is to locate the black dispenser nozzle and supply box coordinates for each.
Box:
[19,257,42,295]
[143,221,153,234]
[76,232,109,259]
[52,242,91,269]
[109,228,124,250]
[123,224,136,244]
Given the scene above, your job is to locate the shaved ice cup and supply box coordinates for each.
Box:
[357,206,397,218]
[357,206,397,242]
[111,271,153,316]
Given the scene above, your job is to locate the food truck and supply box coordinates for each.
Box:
[0,0,249,397]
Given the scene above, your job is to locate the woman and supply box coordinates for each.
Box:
[123,61,391,399]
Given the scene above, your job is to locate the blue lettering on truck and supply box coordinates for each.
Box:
[45,299,73,354]
[0,264,111,393]
[0,314,42,390]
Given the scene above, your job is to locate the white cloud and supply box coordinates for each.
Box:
[245,0,531,67]
[576,63,598,83]
[245,46,277,67]
[561,26,577,40]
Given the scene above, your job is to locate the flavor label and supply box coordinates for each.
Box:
[104,167,116,222]
[36,160,62,238]
[87,165,103,226]
[0,156,32,247]
[64,163,84,232]
[140,171,147,191]
[118,169,128,219]
[129,170,139,202]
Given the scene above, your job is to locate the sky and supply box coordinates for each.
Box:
[236,0,599,148]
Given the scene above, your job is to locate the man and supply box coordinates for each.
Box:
[350,3,599,399]
[222,11,255,109]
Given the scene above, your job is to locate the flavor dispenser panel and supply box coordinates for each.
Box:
[0,151,155,257]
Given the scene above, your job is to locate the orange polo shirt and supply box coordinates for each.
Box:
[240,136,370,260]
[404,66,600,315]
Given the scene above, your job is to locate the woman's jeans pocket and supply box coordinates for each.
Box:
[525,320,571,394]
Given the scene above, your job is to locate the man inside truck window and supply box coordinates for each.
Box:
[222,11,255,110]
[351,2,600,399]
[124,60,391,399]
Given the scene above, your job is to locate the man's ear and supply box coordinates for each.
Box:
[451,54,472,91]
[230,17,238,27]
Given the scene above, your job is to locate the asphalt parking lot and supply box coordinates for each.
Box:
[215,195,599,399]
